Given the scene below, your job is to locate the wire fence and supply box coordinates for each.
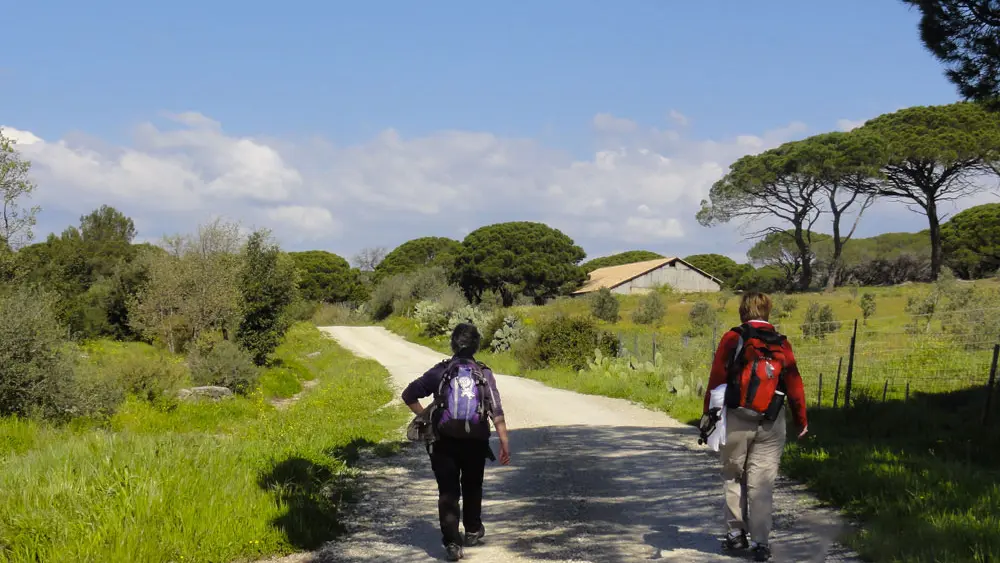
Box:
[612,312,1000,423]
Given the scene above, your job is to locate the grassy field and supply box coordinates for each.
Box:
[380,280,1000,563]
[0,323,409,563]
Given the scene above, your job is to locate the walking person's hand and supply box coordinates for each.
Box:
[499,438,511,465]
[798,424,809,439]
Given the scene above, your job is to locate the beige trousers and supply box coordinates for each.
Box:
[720,406,786,544]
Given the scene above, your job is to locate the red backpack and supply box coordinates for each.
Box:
[724,323,789,420]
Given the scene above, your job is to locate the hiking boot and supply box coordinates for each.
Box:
[752,543,771,561]
[445,543,464,561]
[722,530,749,552]
[465,525,485,547]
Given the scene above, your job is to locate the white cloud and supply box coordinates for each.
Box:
[266,205,341,239]
[4,111,973,262]
[592,113,638,134]
[836,118,866,131]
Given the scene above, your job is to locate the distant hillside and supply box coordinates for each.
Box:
[581,250,664,273]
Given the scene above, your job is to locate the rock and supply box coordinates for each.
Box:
[306,351,321,358]
[177,386,234,401]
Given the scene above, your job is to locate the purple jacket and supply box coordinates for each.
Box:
[402,356,505,420]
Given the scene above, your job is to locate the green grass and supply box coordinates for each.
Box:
[783,388,1000,562]
[0,323,409,563]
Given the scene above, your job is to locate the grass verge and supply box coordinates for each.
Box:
[0,322,409,563]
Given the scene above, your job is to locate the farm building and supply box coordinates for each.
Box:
[572,257,722,296]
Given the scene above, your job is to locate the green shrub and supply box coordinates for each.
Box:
[366,267,455,321]
[284,298,319,323]
[0,286,80,419]
[447,305,492,340]
[801,302,841,340]
[860,292,876,324]
[685,301,716,337]
[491,315,530,353]
[480,312,507,351]
[771,293,799,321]
[413,300,450,337]
[310,302,366,326]
[590,287,620,322]
[525,315,618,370]
[632,292,666,325]
[83,341,189,406]
[188,340,260,394]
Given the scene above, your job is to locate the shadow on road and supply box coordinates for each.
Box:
[285,426,854,562]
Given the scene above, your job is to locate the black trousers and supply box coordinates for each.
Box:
[428,437,488,547]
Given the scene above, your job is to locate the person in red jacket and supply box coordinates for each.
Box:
[703,291,808,562]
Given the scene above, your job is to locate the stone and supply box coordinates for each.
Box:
[177,386,234,401]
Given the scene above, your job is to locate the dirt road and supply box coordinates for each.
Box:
[282,326,860,563]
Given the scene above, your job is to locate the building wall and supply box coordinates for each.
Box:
[610,260,721,295]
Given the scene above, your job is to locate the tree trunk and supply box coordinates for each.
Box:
[500,286,514,308]
[826,209,844,292]
[794,224,813,291]
[928,199,942,280]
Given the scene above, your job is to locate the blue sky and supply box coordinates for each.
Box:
[0,0,981,262]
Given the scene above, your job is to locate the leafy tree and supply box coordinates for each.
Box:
[683,254,744,287]
[734,265,788,293]
[632,292,666,325]
[902,0,1000,106]
[290,250,365,303]
[698,141,824,290]
[860,292,877,324]
[128,250,190,353]
[453,222,586,306]
[796,132,882,290]
[581,250,664,273]
[374,237,461,282]
[0,128,40,251]
[857,102,1000,279]
[236,230,299,366]
[941,202,1000,278]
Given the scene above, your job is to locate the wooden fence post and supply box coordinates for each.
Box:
[843,319,858,409]
[818,373,823,407]
[652,334,657,361]
[882,379,889,403]
[984,344,999,426]
[905,381,910,402]
[634,333,640,360]
[833,357,843,408]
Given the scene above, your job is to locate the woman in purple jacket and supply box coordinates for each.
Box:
[402,323,511,561]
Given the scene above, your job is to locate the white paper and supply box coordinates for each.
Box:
[708,384,727,452]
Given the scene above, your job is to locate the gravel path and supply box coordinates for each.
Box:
[262,326,862,563]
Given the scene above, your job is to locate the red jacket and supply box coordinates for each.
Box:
[703,320,808,429]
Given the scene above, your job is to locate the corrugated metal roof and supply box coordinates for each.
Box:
[572,257,676,294]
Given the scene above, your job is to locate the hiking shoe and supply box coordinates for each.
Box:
[465,525,485,547]
[752,543,771,561]
[722,530,749,551]
[445,543,464,561]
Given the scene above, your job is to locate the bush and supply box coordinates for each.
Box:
[413,300,450,337]
[590,287,620,322]
[860,292,877,323]
[481,312,507,351]
[82,341,189,406]
[447,305,493,341]
[491,315,530,353]
[771,293,798,321]
[524,315,618,371]
[310,302,366,326]
[685,301,716,337]
[801,302,841,340]
[284,298,320,323]
[632,292,666,325]
[0,286,80,419]
[366,267,457,321]
[188,339,260,394]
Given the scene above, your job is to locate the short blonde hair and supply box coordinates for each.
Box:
[739,292,772,323]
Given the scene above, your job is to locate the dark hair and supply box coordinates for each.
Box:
[450,322,481,357]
